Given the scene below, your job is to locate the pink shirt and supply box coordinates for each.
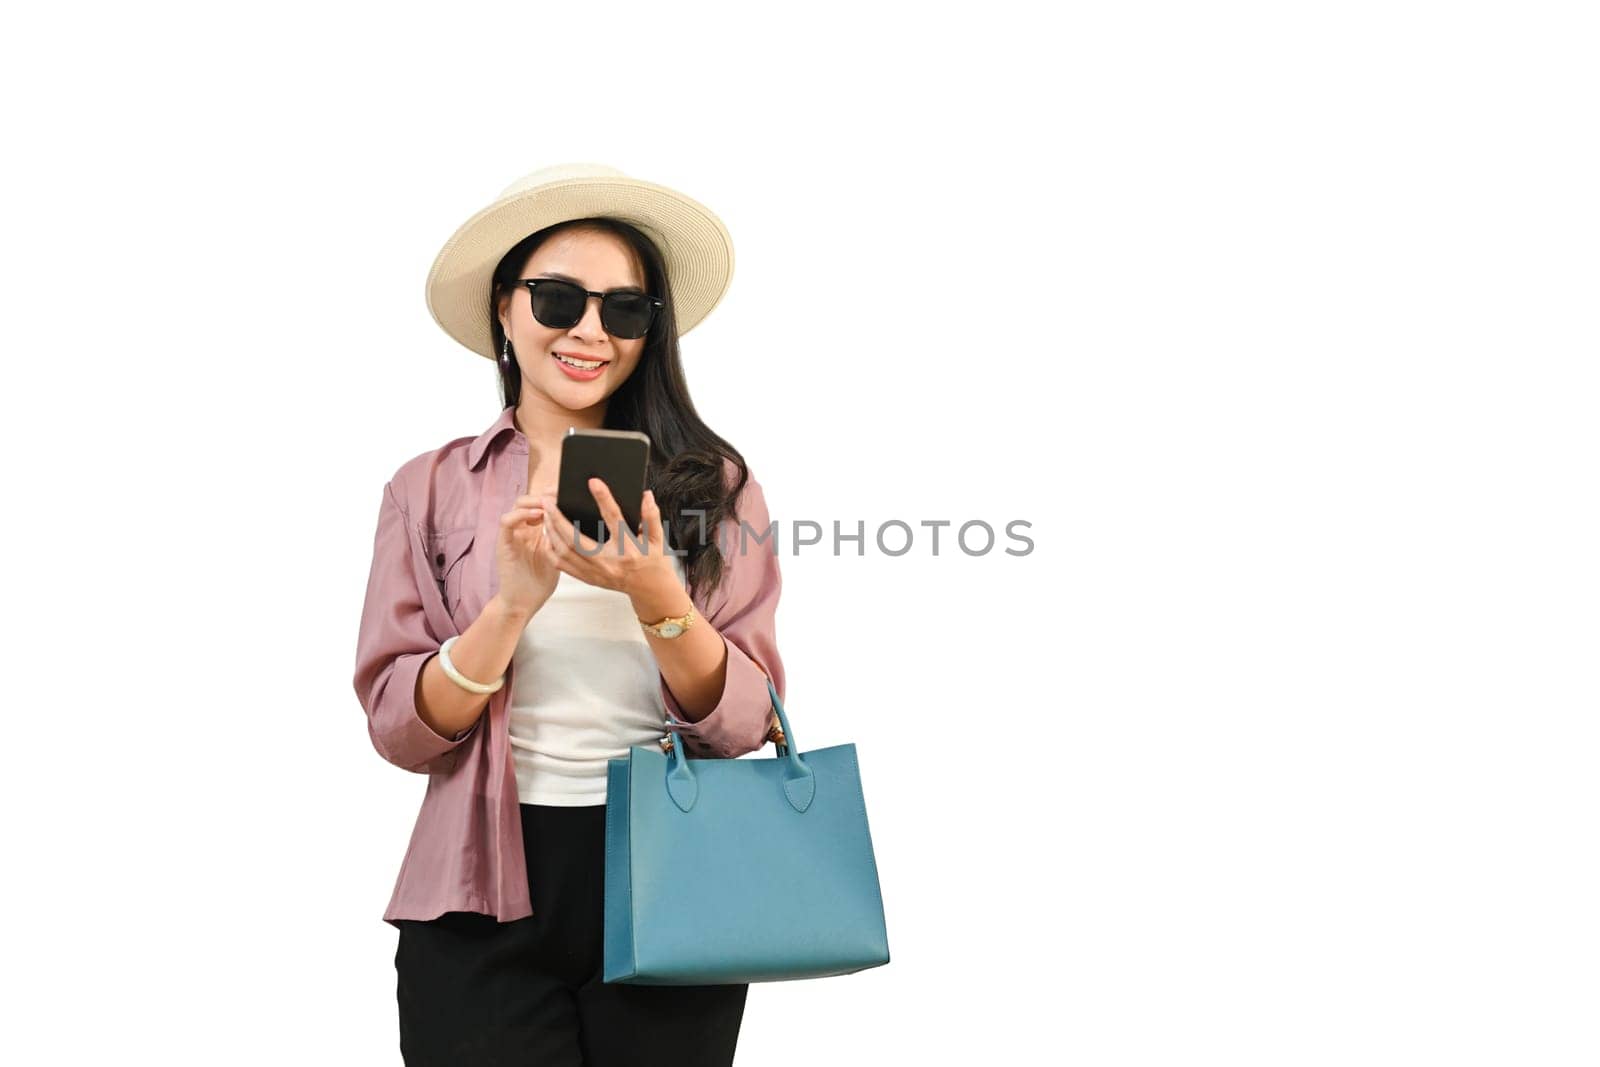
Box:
[352,404,786,927]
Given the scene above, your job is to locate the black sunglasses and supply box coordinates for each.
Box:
[514,278,663,340]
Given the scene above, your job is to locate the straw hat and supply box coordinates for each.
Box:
[425,163,735,360]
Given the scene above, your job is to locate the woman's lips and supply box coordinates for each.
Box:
[551,352,608,381]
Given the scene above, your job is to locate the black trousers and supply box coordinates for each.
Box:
[394,803,749,1066]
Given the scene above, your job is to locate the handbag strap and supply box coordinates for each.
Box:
[764,673,799,757]
[664,669,814,814]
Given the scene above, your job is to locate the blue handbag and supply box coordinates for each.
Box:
[603,675,890,984]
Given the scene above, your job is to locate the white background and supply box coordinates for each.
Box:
[4,2,1596,1063]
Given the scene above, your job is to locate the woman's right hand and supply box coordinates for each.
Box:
[495,490,561,618]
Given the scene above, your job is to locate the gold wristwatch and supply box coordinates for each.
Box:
[639,605,696,639]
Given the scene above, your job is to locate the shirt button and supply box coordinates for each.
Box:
[435,552,446,567]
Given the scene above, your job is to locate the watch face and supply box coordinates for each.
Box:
[658,622,684,638]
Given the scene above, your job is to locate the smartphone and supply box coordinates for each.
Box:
[557,428,651,544]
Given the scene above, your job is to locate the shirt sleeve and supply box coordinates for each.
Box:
[659,466,786,759]
[352,480,481,775]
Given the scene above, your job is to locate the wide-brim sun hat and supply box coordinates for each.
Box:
[424,162,735,361]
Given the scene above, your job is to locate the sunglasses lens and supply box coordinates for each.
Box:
[603,293,655,339]
[527,280,585,328]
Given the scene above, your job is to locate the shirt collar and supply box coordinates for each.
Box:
[467,405,521,471]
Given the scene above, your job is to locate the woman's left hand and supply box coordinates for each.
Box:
[539,479,678,599]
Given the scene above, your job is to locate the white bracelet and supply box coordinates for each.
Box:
[437,635,505,695]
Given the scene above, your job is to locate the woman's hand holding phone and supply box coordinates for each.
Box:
[494,486,562,618]
[539,477,679,602]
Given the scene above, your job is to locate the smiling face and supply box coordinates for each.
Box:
[496,227,649,412]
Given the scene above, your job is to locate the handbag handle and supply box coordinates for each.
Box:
[763,674,798,757]
[664,671,814,814]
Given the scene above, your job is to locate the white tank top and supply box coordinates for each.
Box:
[507,554,686,805]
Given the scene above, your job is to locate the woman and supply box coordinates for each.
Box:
[352,163,785,1066]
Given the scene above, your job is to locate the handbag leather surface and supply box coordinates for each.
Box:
[603,675,890,984]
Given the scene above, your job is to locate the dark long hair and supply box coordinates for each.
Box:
[488,217,750,604]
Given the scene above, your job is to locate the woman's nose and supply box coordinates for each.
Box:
[570,295,608,339]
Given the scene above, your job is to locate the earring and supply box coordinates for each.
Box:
[499,336,513,374]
